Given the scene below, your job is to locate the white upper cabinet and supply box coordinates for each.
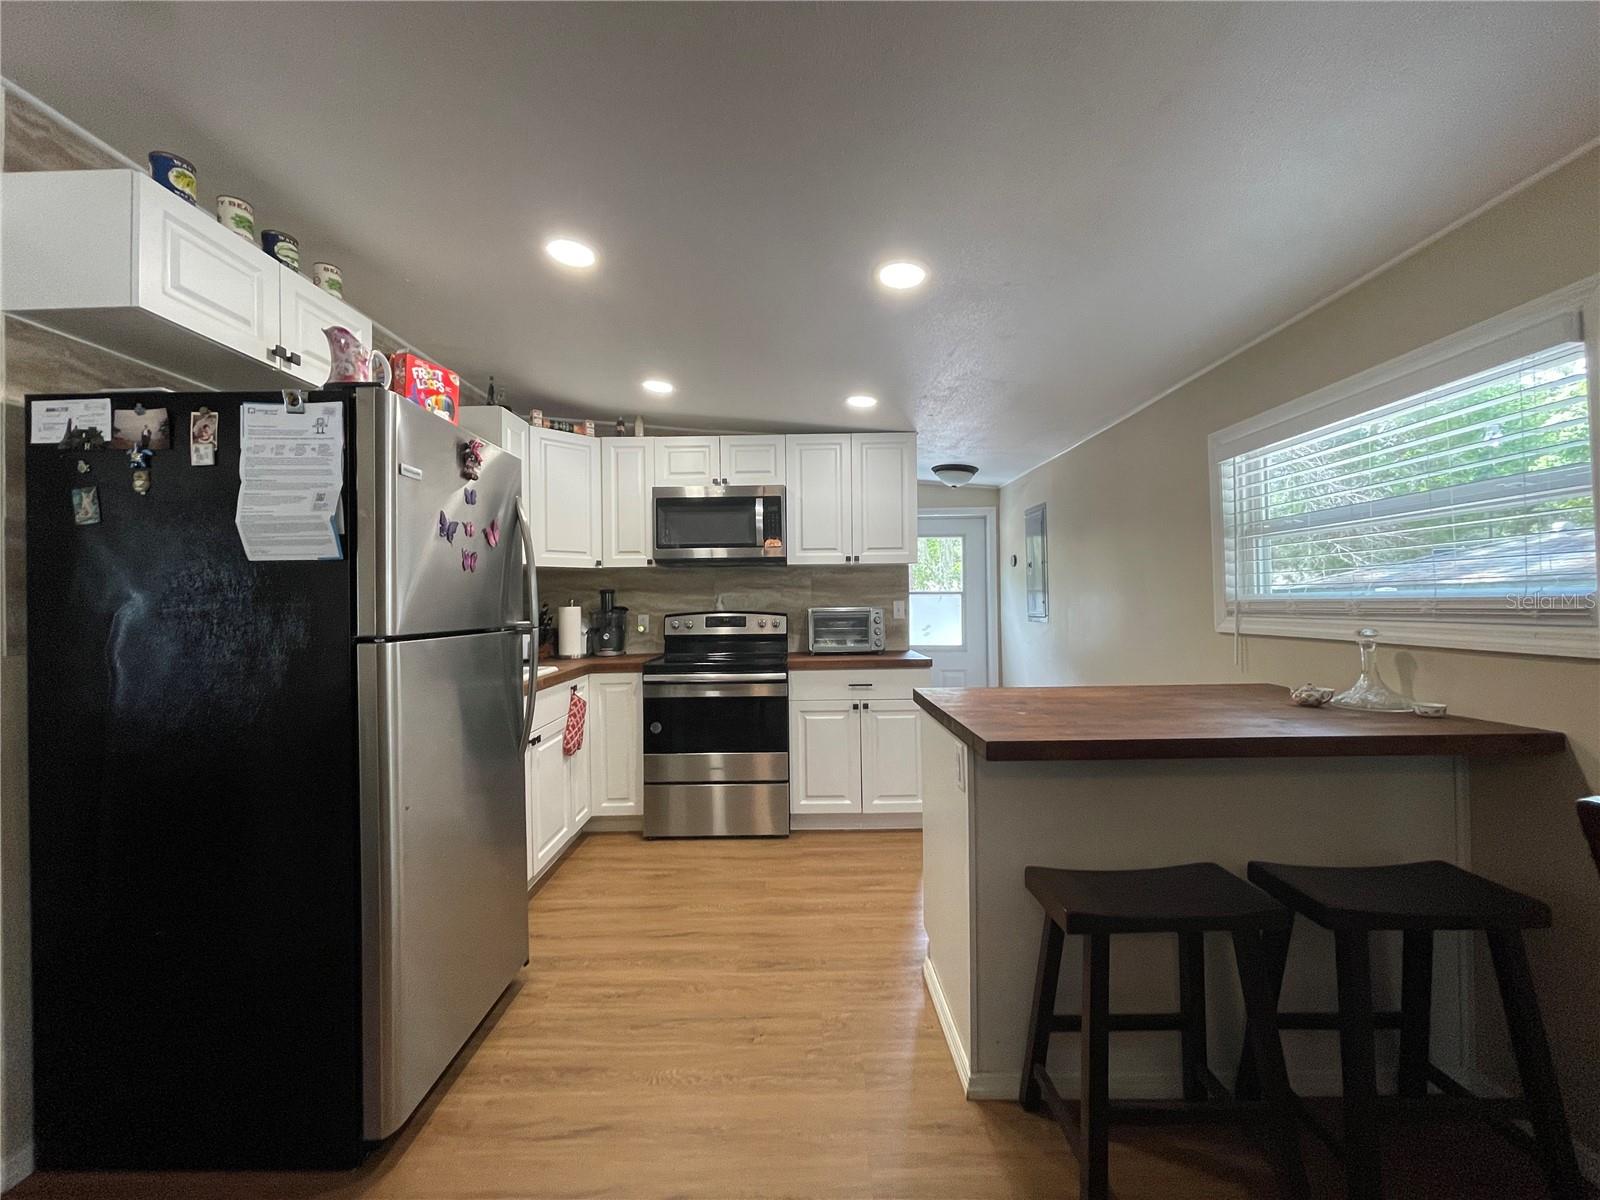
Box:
[602,437,654,567]
[785,434,853,564]
[654,436,720,486]
[3,170,378,389]
[277,270,373,387]
[531,428,602,568]
[718,435,786,485]
[850,433,918,564]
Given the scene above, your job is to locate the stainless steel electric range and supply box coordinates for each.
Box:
[642,611,789,837]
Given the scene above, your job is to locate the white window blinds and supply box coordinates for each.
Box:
[1215,315,1595,626]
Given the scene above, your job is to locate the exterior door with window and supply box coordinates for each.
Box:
[911,515,991,687]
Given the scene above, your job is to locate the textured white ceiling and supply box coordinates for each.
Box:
[4,3,1596,482]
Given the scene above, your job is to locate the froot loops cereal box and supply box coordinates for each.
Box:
[390,352,461,424]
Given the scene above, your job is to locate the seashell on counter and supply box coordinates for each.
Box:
[1290,684,1336,707]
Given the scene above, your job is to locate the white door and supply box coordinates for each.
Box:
[602,438,654,566]
[719,435,786,485]
[790,701,861,813]
[590,675,643,816]
[533,721,571,871]
[136,179,280,370]
[860,700,922,813]
[851,433,917,564]
[278,268,373,387]
[911,514,993,687]
[533,429,602,568]
[785,434,852,564]
[654,436,719,485]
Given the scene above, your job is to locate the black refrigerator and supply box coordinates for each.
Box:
[24,386,534,1168]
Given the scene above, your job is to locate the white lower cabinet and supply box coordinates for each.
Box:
[791,702,863,813]
[860,700,922,812]
[789,671,929,816]
[590,674,643,816]
[531,721,571,877]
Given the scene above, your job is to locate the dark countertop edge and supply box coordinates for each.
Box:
[910,690,1568,762]
[532,655,655,692]
[789,651,933,670]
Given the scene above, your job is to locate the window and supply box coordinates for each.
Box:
[910,535,963,646]
[1209,280,1598,658]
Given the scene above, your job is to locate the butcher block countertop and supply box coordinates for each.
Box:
[532,654,655,692]
[789,651,933,670]
[912,683,1565,762]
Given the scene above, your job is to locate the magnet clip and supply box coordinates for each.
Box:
[282,390,309,414]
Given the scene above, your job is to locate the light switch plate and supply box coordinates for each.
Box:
[636,613,650,634]
[892,600,906,620]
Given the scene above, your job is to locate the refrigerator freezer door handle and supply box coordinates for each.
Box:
[516,497,539,749]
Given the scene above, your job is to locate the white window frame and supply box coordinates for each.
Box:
[1208,276,1600,660]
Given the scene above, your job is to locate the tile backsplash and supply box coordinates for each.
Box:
[538,564,910,653]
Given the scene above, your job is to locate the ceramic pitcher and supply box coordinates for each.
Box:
[322,326,392,387]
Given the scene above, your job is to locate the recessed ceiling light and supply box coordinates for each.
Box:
[544,237,597,269]
[876,260,927,290]
[845,394,878,409]
[641,378,675,396]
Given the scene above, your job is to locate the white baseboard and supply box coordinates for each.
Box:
[921,957,971,1092]
[582,816,643,833]
[791,813,922,831]
[3,1142,35,1190]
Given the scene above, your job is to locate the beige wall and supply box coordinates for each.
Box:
[999,148,1600,1156]
[917,482,999,512]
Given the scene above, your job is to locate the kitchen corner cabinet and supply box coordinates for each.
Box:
[786,433,916,565]
[589,674,644,816]
[531,427,603,568]
[655,434,786,487]
[3,169,371,389]
[602,438,654,567]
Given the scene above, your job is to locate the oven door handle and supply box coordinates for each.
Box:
[645,672,787,684]
[643,681,789,699]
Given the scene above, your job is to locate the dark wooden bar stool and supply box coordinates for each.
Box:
[1019,862,1309,1200]
[1578,797,1600,878]
[1243,859,1583,1200]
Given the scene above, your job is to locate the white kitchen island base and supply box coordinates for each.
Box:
[919,711,1476,1102]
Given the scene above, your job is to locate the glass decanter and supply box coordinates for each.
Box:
[1329,627,1413,712]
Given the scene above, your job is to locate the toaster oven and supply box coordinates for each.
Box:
[807,606,885,654]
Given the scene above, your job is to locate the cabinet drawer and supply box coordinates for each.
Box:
[534,675,587,731]
[789,669,929,702]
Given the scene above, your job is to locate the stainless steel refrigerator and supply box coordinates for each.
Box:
[25,385,534,1167]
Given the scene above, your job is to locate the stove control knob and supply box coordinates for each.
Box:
[757,619,767,628]
[670,619,680,629]
[685,619,696,629]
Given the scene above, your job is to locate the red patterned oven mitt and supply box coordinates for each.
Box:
[563,687,587,756]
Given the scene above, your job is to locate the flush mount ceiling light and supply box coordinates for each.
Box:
[845,394,878,409]
[544,237,597,269]
[876,260,928,290]
[932,463,979,487]
[641,378,675,396]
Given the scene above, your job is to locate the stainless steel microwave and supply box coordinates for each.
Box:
[807,606,885,653]
[652,485,786,563]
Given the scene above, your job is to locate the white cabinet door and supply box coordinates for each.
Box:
[602,438,655,567]
[532,428,602,568]
[790,701,862,813]
[523,742,538,886]
[532,721,571,872]
[719,435,785,485]
[851,433,918,565]
[785,434,853,565]
[654,436,719,485]
[860,700,922,813]
[136,178,280,370]
[568,682,592,829]
[590,674,643,816]
[278,269,373,387]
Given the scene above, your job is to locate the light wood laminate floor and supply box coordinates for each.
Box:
[10,832,1570,1199]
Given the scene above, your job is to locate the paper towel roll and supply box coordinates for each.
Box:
[557,605,585,658]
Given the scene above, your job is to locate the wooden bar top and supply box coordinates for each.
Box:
[789,651,933,670]
[912,683,1566,762]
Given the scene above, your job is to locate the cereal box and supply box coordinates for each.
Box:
[389,353,461,424]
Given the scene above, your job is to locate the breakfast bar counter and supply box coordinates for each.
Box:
[913,683,1566,1103]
